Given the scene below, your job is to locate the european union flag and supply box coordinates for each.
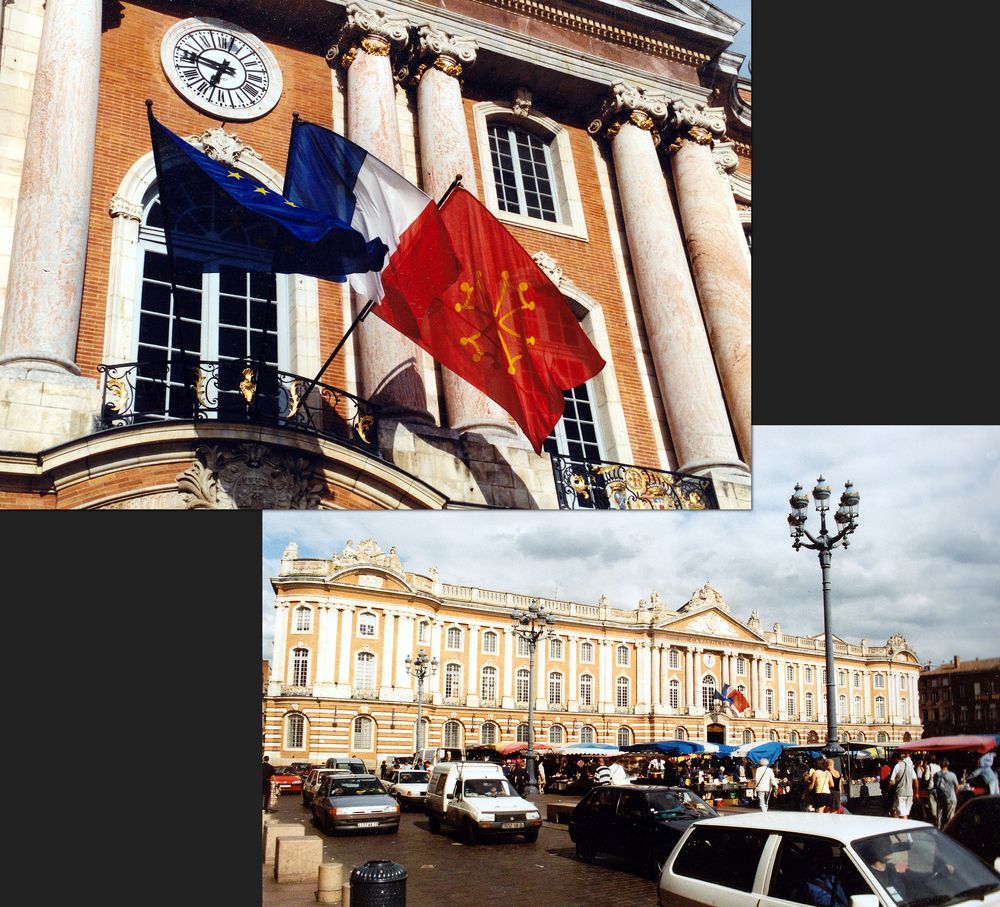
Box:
[147,108,387,281]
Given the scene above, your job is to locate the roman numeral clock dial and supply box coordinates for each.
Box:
[160,18,282,121]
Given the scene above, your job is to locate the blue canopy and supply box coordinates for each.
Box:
[622,740,736,756]
[725,741,787,765]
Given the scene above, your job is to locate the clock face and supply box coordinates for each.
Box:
[161,18,282,121]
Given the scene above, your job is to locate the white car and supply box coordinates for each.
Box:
[658,812,1000,907]
[385,768,430,810]
[301,767,351,808]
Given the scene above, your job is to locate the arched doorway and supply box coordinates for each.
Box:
[706,723,726,744]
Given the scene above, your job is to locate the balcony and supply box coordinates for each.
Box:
[548,703,567,712]
[578,705,597,713]
[97,359,380,457]
[280,685,312,696]
[614,705,635,715]
[550,454,718,510]
[351,689,380,700]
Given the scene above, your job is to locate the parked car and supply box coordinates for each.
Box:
[569,784,718,879]
[288,761,313,777]
[658,812,1000,907]
[310,773,400,835]
[944,794,1000,868]
[385,768,430,810]
[324,756,369,775]
[271,766,304,794]
[301,767,351,808]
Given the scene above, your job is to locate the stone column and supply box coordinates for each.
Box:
[637,641,650,710]
[600,641,612,708]
[568,635,578,709]
[863,670,872,724]
[666,101,752,463]
[272,603,290,687]
[429,620,443,696]
[502,627,514,704]
[685,647,696,710]
[314,605,331,685]
[778,660,787,719]
[380,611,396,688]
[396,614,413,686]
[753,656,762,714]
[413,24,515,437]
[337,606,355,686]
[468,625,479,704]
[535,635,547,709]
[0,0,101,375]
[651,644,661,707]
[588,83,746,479]
[332,3,432,421]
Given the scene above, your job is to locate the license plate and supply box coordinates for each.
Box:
[356,821,379,828]
[501,822,525,829]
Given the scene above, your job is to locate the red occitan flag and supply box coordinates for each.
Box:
[389,188,605,452]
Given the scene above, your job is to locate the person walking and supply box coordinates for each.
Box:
[754,758,778,812]
[967,753,998,795]
[889,751,916,819]
[934,758,960,828]
[825,759,844,813]
[810,759,834,813]
[262,755,276,813]
[922,756,942,825]
[593,758,612,785]
[609,757,629,785]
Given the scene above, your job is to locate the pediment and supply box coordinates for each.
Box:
[332,568,412,594]
[658,607,762,642]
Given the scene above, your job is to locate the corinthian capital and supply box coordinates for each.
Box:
[588,82,670,145]
[667,101,727,154]
[417,24,477,67]
[330,2,411,69]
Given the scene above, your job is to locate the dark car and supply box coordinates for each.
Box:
[569,784,718,879]
[310,773,400,835]
[944,794,1000,868]
[288,761,313,777]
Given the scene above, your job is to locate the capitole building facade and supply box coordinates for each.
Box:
[0,0,750,509]
[263,540,924,766]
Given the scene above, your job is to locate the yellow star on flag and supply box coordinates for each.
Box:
[227,171,243,180]
[253,186,268,195]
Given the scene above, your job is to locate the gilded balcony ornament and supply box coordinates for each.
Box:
[287,379,305,419]
[239,368,257,403]
[105,375,130,413]
[193,368,209,408]
[356,415,374,445]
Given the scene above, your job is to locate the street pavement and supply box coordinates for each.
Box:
[262,790,754,906]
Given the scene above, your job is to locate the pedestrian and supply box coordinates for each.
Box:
[825,759,844,813]
[537,759,546,793]
[609,757,629,785]
[967,754,999,795]
[889,751,916,819]
[593,757,612,785]
[379,759,389,779]
[879,759,893,812]
[934,758,960,827]
[262,755,276,812]
[753,757,778,812]
[920,755,941,824]
[809,758,833,812]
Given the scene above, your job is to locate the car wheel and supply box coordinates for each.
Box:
[428,815,441,834]
[576,839,597,863]
[461,820,479,845]
[523,831,538,844]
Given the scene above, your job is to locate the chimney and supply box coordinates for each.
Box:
[952,655,960,668]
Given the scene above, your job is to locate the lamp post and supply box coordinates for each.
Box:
[405,650,438,759]
[788,476,860,759]
[886,644,896,745]
[512,598,555,797]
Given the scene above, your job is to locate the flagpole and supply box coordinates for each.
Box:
[146,99,197,418]
[299,297,377,401]
[436,173,464,208]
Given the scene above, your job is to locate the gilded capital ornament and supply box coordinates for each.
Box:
[333,2,411,69]
[588,82,669,146]
[666,100,727,155]
[416,23,478,69]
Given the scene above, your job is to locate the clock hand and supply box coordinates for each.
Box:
[180,50,236,79]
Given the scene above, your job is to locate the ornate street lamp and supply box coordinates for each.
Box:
[788,476,861,759]
[511,598,556,797]
[405,650,438,758]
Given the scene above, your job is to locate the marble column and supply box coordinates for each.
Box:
[314,605,332,685]
[685,647,696,710]
[535,635,547,708]
[381,611,396,687]
[396,614,413,686]
[569,635,578,708]
[0,0,101,375]
[429,620,442,696]
[413,24,515,437]
[272,603,289,685]
[337,606,355,685]
[651,644,661,707]
[588,83,746,478]
[468,625,479,702]
[502,628,514,702]
[333,3,432,421]
[666,101,752,463]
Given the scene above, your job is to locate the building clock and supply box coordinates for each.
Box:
[160,18,282,121]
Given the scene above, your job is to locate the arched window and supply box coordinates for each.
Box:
[876,731,888,743]
[669,649,680,669]
[668,679,680,709]
[293,605,311,632]
[765,663,773,680]
[701,674,717,712]
[548,672,563,705]
[736,656,746,675]
[354,651,374,690]
[838,670,846,686]
[286,712,305,748]
[769,729,778,742]
[792,731,802,744]
[515,668,530,703]
[853,696,862,721]
[482,630,498,654]
[804,666,813,683]
[765,689,774,714]
[549,638,563,660]
[616,676,630,708]
[480,721,498,745]
[517,636,531,657]
[856,731,866,743]
[742,729,753,745]
[292,647,309,686]
[874,674,885,689]
[357,613,376,637]
[838,695,847,720]
[443,720,462,749]
[853,672,861,688]
[900,697,908,722]
[516,722,530,743]
[353,715,373,750]
[549,724,565,744]
[786,665,795,682]
[446,627,462,650]
[675,726,687,741]
[481,666,498,702]
[417,620,429,643]
[414,717,430,751]
[487,122,560,222]
[786,690,796,715]
[580,641,594,662]
[874,696,886,720]
[616,645,630,666]
[444,663,462,700]
[804,692,814,718]
[617,726,633,748]
[579,673,593,707]
[580,725,595,744]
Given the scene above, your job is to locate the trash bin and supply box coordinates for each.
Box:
[349,860,407,907]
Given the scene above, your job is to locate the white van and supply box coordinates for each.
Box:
[412,747,465,768]
[424,761,542,844]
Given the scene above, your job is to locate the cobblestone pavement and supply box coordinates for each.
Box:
[262,791,754,907]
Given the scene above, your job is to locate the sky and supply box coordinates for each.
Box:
[262,426,1000,669]
[711,0,750,77]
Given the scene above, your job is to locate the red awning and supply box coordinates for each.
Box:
[896,734,999,753]
[495,741,556,755]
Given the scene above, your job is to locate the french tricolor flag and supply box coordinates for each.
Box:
[283,120,459,337]
[716,683,750,713]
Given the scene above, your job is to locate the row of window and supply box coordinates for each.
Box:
[289,649,909,717]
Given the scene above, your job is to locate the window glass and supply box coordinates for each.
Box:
[768,834,873,906]
[487,122,559,222]
[580,725,595,744]
[672,826,769,892]
[542,382,603,465]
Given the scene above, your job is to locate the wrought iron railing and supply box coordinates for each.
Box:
[550,454,718,510]
[97,359,380,457]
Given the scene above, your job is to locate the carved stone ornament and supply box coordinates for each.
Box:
[282,542,299,559]
[667,100,727,155]
[599,593,609,608]
[417,24,478,67]
[650,591,663,610]
[512,86,532,117]
[175,443,325,509]
[684,613,729,637]
[184,127,262,167]
[531,251,563,287]
[338,2,410,62]
[330,538,404,573]
[108,195,142,221]
[747,608,761,632]
[712,141,740,177]
[588,82,669,145]
[678,582,730,614]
